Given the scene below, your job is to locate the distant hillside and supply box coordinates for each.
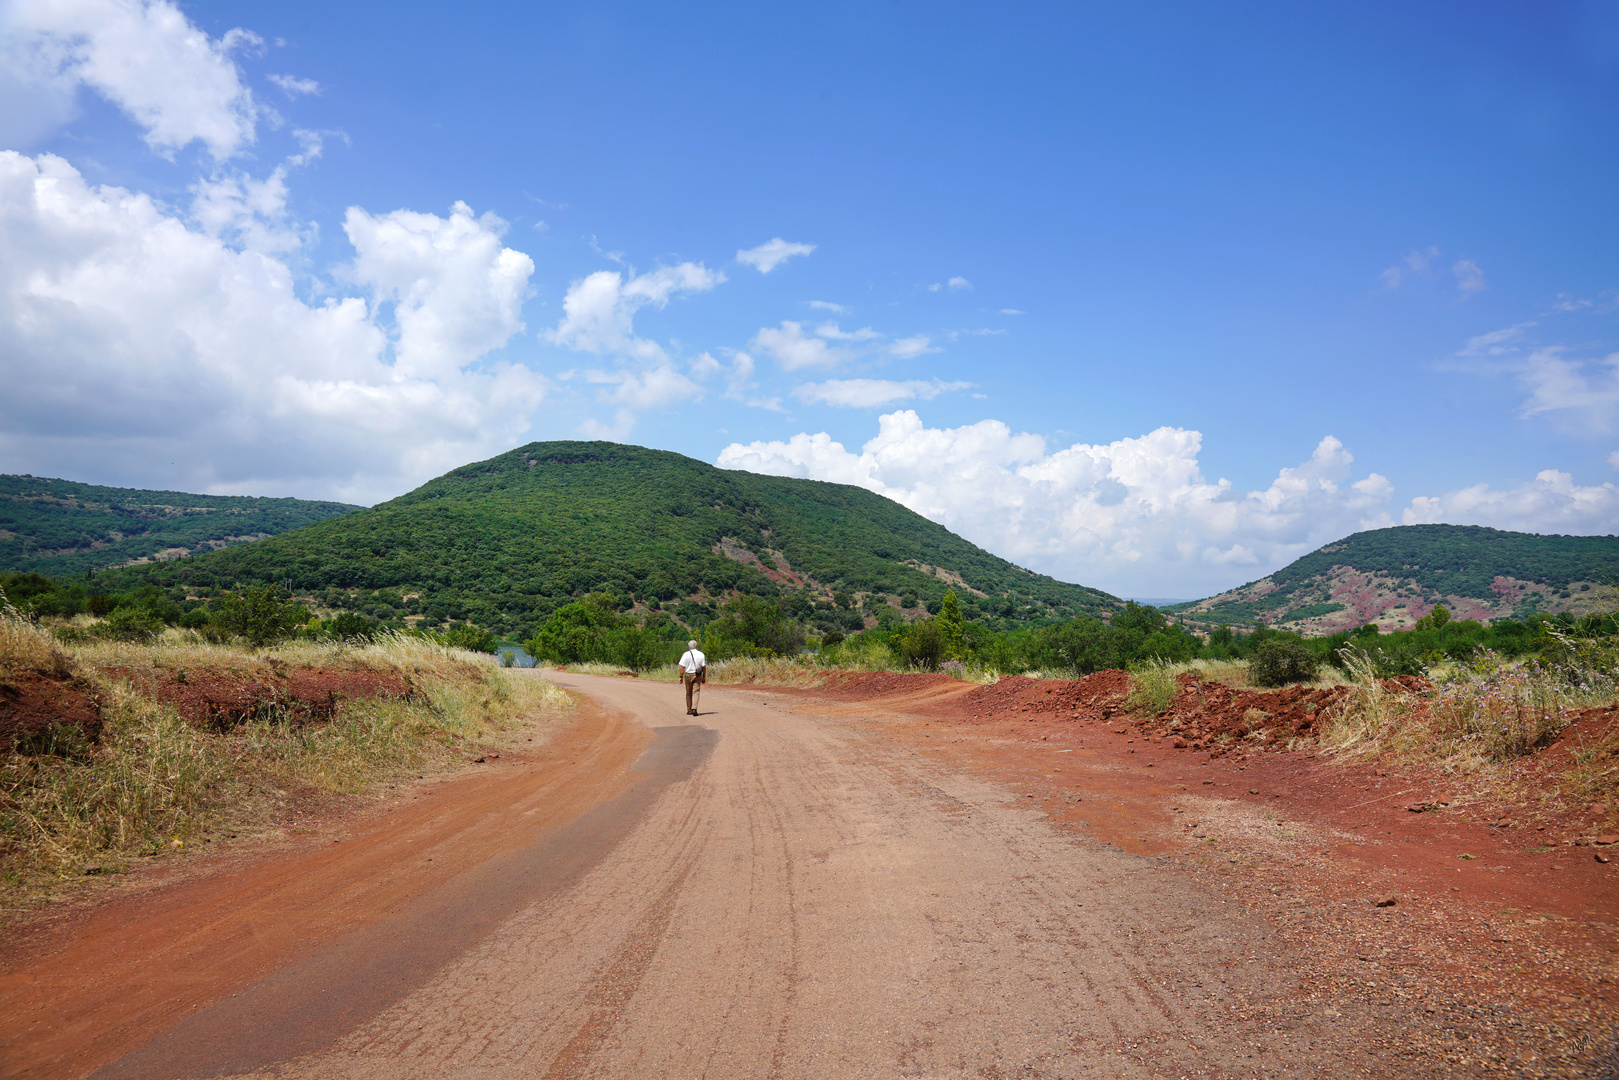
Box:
[1176,524,1619,632]
[0,475,361,577]
[91,442,1120,639]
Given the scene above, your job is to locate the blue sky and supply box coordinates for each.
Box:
[2,1,1617,597]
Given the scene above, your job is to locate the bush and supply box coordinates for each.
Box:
[900,618,946,671]
[97,606,165,642]
[211,586,307,648]
[1249,640,1321,687]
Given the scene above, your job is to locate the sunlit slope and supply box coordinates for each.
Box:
[1176,524,1619,632]
[94,442,1119,637]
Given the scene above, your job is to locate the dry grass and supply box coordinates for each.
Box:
[0,602,77,684]
[0,631,571,908]
[1320,649,1609,773]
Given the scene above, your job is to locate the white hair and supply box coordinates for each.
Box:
[688,639,698,648]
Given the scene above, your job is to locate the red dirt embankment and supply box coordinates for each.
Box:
[4,656,419,752]
[0,673,103,750]
[107,662,418,732]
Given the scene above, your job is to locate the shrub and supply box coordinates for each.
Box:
[900,618,946,670]
[1249,640,1321,687]
[211,586,307,647]
[97,606,165,642]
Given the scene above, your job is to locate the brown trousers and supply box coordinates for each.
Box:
[683,671,704,712]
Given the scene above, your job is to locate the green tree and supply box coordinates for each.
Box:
[703,594,804,657]
[211,586,307,647]
[1249,640,1321,687]
[525,599,622,663]
[900,618,947,670]
[440,623,498,653]
[937,589,965,659]
[1414,604,1451,631]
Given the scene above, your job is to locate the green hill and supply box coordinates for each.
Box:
[0,475,361,577]
[1176,524,1619,632]
[89,442,1120,639]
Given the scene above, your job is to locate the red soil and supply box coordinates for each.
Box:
[0,672,103,750]
[104,664,418,732]
[773,667,1619,1064]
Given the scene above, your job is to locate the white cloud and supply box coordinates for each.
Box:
[736,237,815,274]
[0,151,545,503]
[948,275,971,291]
[807,300,847,313]
[268,73,320,98]
[586,364,701,412]
[1453,258,1486,296]
[889,335,935,359]
[1457,322,1533,358]
[750,319,850,370]
[1404,471,1619,533]
[579,408,635,442]
[545,262,723,362]
[792,379,971,409]
[1451,322,1619,436]
[999,308,1026,315]
[717,411,1396,596]
[1515,347,1619,434]
[1610,450,1619,470]
[346,201,533,381]
[815,321,881,341]
[1380,246,1438,289]
[3,0,262,159]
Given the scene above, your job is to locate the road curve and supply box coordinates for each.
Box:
[84,672,1402,1079]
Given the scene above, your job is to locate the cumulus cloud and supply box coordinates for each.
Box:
[345,201,533,381]
[807,299,847,313]
[736,237,815,273]
[585,364,702,412]
[717,411,1397,595]
[0,151,545,503]
[750,320,850,370]
[3,0,262,158]
[1404,471,1619,533]
[792,379,971,409]
[545,262,723,362]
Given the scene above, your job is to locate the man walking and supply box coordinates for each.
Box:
[677,639,707,716]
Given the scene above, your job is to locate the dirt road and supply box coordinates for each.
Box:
[10,673,1449,1078]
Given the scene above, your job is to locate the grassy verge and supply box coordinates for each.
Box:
[1318,648,1618,814]
[1,616,571,910]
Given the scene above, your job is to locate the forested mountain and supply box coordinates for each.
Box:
[0,475,361,577]
[87,442,1120,640]
[1176,524,1619,632]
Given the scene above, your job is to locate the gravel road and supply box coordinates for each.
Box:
[70,672,1426,1079]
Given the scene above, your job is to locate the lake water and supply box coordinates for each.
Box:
[496,644,539,668]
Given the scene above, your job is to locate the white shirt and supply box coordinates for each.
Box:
[678,649,707,673]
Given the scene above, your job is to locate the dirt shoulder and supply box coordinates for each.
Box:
[764,670,1619,1078]
[0,699,648,1080]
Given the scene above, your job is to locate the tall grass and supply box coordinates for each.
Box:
[1,629,570,903]
[1124,659,1180,715]
[1320,646,1610,773]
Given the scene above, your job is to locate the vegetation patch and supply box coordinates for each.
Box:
[0,611,568,910]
